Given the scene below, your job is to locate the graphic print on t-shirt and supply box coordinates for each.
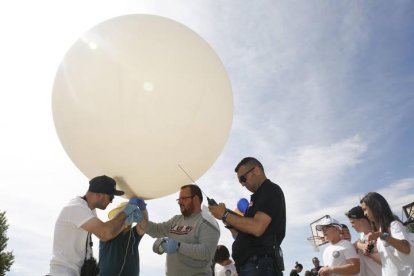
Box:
[170,224,194,235]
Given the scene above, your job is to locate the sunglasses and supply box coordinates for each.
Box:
[238,167,255,183]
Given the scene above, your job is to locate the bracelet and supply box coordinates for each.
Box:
[222,209,230,223]
[380,232,390,240]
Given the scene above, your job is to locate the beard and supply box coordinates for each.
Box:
[180,204,194,217]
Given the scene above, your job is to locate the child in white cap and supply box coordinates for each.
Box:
[316,217,360,276]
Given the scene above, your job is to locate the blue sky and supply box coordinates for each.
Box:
[0,1,413,275]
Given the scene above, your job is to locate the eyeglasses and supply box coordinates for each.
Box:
[176,195,195,202]
[238,167,255,183]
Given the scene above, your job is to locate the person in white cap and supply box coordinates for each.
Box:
[316,217,360,276]
[49,175,143,276]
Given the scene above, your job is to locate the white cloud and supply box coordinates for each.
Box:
[274,136,367,220]
[378,178,414,216]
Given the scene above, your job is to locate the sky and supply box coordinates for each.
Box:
[1,0,414,275]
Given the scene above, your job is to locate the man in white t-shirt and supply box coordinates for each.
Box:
[316,217,360,276]
[49,175,142,276]
[345,206,381,276]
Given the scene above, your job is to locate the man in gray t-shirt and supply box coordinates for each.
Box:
[139,184,220,276]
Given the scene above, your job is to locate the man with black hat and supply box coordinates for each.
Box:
[49,175,141,276]
[346,205,381,276]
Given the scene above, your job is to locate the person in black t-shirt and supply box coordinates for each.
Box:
[209,157,286,276]
[310,257,322,276]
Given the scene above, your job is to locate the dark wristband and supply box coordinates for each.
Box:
[222,209,230,223]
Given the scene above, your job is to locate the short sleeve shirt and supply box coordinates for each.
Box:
[215,262,238,276]
[377,220,414,276]
[50,197,96,275]
[232,179,286,268]
[322,239,359,276]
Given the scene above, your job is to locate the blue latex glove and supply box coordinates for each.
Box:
[128,197,147,211]
[126,208,144,224]
[161,238,179,254]
[123,204,138,217]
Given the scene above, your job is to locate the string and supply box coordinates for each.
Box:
[117,228,133,276]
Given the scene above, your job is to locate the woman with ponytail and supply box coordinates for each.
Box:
[289,261,303,276]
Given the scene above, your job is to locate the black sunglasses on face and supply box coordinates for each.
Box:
[238,167,255,183]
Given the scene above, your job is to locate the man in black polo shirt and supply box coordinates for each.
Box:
[209,157,286,276]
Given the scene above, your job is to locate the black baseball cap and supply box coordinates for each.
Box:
[345,206,367,219]
[88,175,124,196]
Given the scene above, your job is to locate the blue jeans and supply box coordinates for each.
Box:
[238,255,283,276]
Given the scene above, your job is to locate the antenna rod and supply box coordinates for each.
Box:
[177,164,217,205]
[178,163,196,183]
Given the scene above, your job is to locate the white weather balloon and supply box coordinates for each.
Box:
[52,14,233,199]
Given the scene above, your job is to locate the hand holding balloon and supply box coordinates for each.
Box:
[123,204,138,217]
[126,208,144,224]
[129,197,147,211]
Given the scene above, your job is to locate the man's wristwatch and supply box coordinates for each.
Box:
[380,232,390,240]
[222,209,231,223]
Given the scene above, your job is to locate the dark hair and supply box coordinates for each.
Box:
[180,184,203,204]
[235,157,264,172]
[341,224,349,230]
[295,261,303,269]
[214,245,230,263]
[360,192,397,232]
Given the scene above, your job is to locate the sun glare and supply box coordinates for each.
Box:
[88,41,97,50]
[143,81,155,92]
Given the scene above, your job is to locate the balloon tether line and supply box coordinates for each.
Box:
[177,164,218,205]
